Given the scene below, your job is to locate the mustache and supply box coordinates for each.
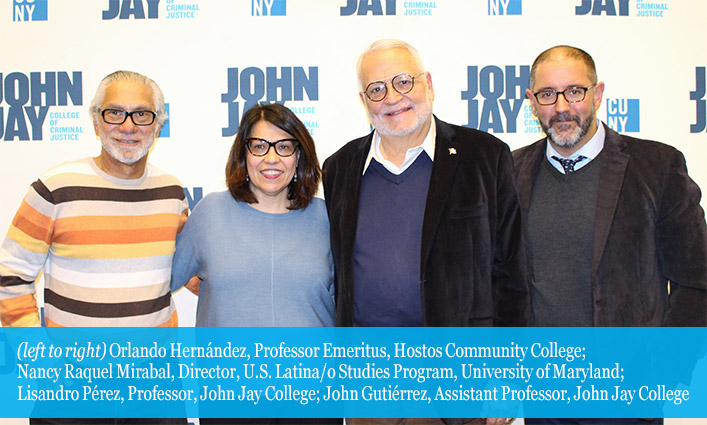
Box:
[549,112,580,126]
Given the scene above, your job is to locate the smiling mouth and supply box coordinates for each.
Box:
[385,106,413,117]
[261,170,284,178]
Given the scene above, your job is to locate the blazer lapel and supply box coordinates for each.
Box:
[340,134,373,270]
[515,140,546,220]
[420,118,460,274]
[591,124,629,279]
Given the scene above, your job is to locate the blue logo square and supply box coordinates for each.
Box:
[160,103,170,138]
[13,0,48,21]
[252,0,286,16]
[607,99,640,133]
[489,0,521,15]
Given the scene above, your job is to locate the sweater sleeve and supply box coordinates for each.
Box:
[0,180,56,327]
[170,209,201,293]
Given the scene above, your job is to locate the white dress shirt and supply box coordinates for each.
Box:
[362,119,436,175]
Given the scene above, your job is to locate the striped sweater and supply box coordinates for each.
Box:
[0,158,188,327]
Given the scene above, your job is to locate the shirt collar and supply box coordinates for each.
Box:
[546,119,605,173]
[362,117,436,175]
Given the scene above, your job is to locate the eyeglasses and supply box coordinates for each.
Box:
[245,138,300,157]
[101,109,157,126]
[363,72,425,102]
[532,85,596,106]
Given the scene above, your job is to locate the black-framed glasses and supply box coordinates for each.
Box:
[245,138,300,157]
[532,85,596,106]
[101,109,157,126]
[363,72,426,102]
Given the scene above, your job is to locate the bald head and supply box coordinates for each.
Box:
[529,45,597,91]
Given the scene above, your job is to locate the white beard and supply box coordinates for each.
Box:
[370,98,433,138]
[99,132,154,164]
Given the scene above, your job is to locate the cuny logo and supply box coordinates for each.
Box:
[576,0,629,15]
[489,0,521,15]
[461,65,530,133]
[690,67,706,133]
[221,67,319,136]
[606,99,640,132]
[184,187,203,210]
[0,72,83,141]
[13,0,47,21]
[103,0,160,19]
[252,0,286,16]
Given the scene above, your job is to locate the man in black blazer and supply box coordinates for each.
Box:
[322,39,529,425]
[514,45,707,425]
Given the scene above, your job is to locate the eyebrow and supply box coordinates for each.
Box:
[103,104,154,111]
[535,84,589,91]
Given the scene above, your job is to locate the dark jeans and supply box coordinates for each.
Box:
[30,419,188,425]
[200,420,341,425]
[346,420,485,425]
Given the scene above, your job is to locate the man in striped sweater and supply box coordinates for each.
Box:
[0,70,188,329]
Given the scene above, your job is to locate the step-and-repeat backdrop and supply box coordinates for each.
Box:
[1,0,706,325]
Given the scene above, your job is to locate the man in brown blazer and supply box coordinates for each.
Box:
[513,45,707,425]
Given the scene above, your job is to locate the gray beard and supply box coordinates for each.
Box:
[543,112,593,148]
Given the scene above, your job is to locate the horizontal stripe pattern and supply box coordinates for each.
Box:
[43,302,177,327]
[1,239,55,281]
[49,185,185,204]
[52,240,176,260]
[44,289,171,318]
[45,277,168,303]
[0,293,40,327]
[0,158,188,327]
[49,254,174,275]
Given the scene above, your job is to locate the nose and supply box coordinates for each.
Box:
[263,146,280,162]
[118,116,138,132]
[554,93,571,112]
[383,85,404,104]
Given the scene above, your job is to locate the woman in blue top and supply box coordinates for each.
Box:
[171,104,339,424]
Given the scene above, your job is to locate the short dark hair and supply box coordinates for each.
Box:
[225,103,321,210]
[529,45,597,90]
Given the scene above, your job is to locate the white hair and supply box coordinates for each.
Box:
[355,39,426,92]
[89,70,167,126]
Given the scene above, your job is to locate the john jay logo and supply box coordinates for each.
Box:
[489,0,521,15]
[690,67,706,133]
[606,99,639,132]
[252,0,286,16]
[576,0,629,15]
[341,0,395,15]
[221,67,319,137]
[103,0,160,20]
[159,103,170,138]
[13,0,48,21]
[461,65,529,133]
[0,72,83,141]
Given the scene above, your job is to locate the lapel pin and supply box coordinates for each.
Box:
[448,148,457,155]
